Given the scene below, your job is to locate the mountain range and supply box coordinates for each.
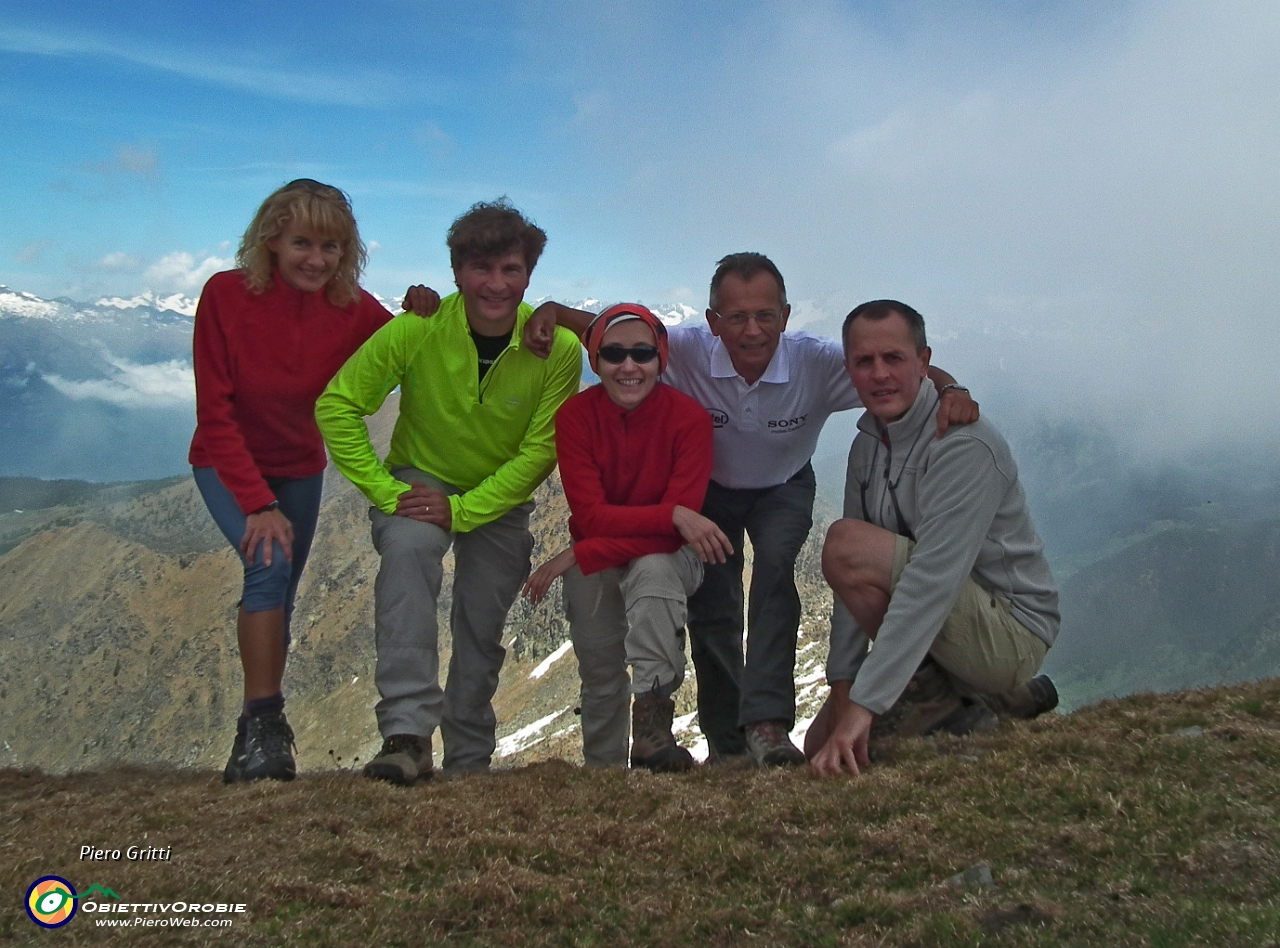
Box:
[0,285,697,482]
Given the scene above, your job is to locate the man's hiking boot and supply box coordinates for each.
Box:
[871,658,963,741]
[630,693,694,773]
[979,675,1059,720]
[923,700,1000,737]
[240,711,296,782]
[363,734,433,786]
[704,747,753,768]
[744,720,806,767]
[222,728,248,784]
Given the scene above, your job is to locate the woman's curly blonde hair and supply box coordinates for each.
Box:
[236,179,367,307]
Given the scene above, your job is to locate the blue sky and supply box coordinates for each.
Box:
[3,1,1279,452]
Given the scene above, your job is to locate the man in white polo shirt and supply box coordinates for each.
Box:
[664,253,977,765]
[411,253,977,766]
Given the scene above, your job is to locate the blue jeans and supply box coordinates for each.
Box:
[193,467,324,643]
[687,462,816,756]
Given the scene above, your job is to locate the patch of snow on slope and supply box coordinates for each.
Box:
[496,709,568,757]
[529,640,573,680]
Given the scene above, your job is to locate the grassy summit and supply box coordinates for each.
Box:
[4,679,1278,947]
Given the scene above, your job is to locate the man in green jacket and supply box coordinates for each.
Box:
[316,200,582,782]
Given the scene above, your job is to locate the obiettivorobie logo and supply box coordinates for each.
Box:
[25,877,119,929]
[24,876,246,929]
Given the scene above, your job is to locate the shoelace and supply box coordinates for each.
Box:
[257,717,296,754]
[382,735,421,755]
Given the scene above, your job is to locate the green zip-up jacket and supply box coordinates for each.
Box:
[315,293,582,532]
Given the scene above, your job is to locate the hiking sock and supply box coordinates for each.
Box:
[244,692,285,720]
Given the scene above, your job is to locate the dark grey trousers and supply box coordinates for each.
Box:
[687,463,815,757]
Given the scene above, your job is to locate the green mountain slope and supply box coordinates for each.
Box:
[1046,520,1280,709]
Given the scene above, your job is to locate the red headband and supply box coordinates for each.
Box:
[584,303,669,374]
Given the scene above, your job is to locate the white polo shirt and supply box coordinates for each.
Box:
[663,323,862,489]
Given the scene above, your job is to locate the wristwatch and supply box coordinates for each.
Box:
[940,384,970,396]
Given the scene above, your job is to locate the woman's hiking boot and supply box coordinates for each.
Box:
[630,693,694,773]
[236,711,297,782]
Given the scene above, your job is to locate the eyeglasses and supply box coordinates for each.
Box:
[597,345,660,365]
[712,310,782,328]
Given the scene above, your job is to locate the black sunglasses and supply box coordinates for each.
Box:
[597,345,660,365]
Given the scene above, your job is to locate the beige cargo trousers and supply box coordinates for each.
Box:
[563,545,703,767]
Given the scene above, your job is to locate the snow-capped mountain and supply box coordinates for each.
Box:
[0,286,197,482]
[533,297,701,326]
[0,285,703,483]
[0,285,199,324]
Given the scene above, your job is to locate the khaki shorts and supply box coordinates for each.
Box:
[891,536,1048,695]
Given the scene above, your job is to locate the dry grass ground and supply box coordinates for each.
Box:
[3,679,1279,947]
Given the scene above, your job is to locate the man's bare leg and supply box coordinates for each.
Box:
[821,518,899,636]
[806,519,901,761]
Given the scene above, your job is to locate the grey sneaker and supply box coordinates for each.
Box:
[222,728,247,784]
[630,693,694,773]
[744,720,806,767]
[363,734,432,786]
[979,675,1059,720]
[241,711,296,782]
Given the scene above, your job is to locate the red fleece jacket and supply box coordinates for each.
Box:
[188,269,393,513]
[555,382,714,575]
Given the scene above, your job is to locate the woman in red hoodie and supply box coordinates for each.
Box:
[524,304,733,771]
[189,179,407,782]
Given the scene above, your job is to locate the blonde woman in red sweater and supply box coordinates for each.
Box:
[524,304,733,771]
[189,180,425,782]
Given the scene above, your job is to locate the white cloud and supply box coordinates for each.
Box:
[14,241,51,264]
[524,0,1280,455]
[411,122,456,158]
[0,24,405,108]
[83,143,160,182]
[43,355,194,409]
[95,252,142,271]
[143,252,231,293]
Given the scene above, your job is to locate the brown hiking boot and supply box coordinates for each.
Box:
[872,658,961,740]
[979,675,1059,720]
[872,658,999,741]
[363,734,433,786]
[630,693,694,773]
[744,720,806,767]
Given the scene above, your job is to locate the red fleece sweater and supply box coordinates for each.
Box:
[188,269,393,513]
[555,382,714,575]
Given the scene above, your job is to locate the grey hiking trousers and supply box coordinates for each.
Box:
[369,467,533,774]
[563,546,703,768]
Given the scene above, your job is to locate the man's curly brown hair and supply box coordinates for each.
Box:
[446,198,547,273]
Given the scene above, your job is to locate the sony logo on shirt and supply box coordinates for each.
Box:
[767,414,809,432]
